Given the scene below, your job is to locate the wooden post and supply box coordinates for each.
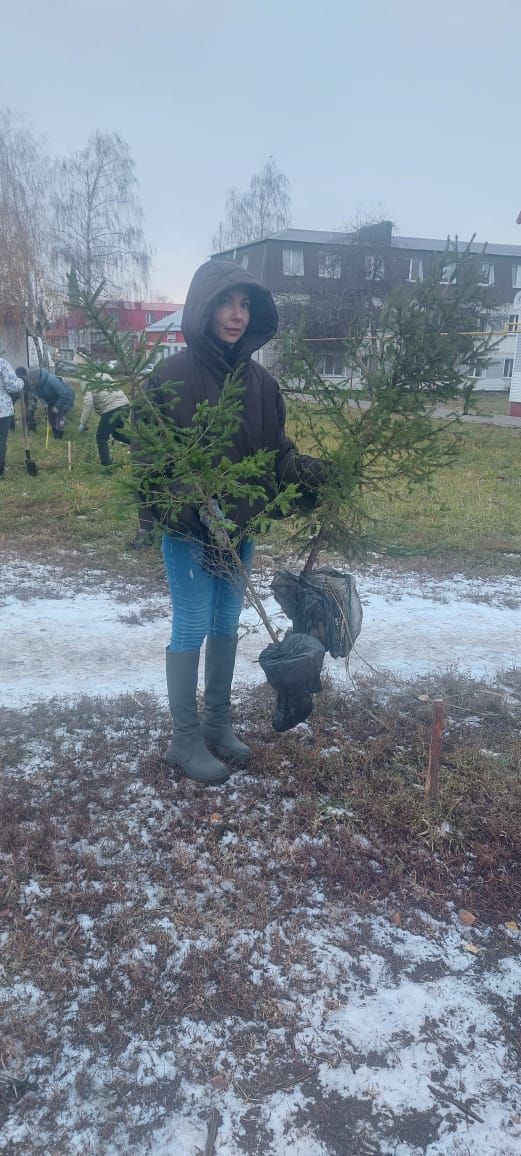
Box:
[425,698,444,803]
[67,440,72,472]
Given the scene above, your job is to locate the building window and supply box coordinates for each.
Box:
[146,313,153,324]
[471,366,486,378]
[240,253,249,270]
[282,248,304,276]
[407,258,423,282]
[440,263,456,285]
[318,354,347,377]
[508,313,519,332]
[504,358,514,378]
[512,265,521,289]
[479,263,494,286]
[318,252,341,279]
[365,255,384,280]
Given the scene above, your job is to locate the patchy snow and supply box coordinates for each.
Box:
[1,899,519,1154]
[2,560,521,706]
[2,553,521,1152]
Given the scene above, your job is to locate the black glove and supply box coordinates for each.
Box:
[294,456,329,512]
[296,487,322,513]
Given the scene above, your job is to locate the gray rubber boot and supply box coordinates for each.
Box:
[164,649,229,785]
[201,635,251,764]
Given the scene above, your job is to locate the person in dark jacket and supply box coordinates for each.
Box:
[137,258,323,786]
[22,380,39,432]
[16,367,75,439]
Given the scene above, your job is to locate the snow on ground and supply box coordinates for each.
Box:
[2,558,521,706]
[1,680,520,1154]
[1,554,520,1153]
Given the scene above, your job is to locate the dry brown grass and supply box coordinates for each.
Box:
[1,677,520,1151]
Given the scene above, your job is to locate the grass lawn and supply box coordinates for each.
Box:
[365,422,521,559]
[1,416,139,563]
[1,405,520,574]
[452,389,511,416]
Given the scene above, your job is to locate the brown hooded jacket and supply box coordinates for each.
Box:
[137,258,322,537]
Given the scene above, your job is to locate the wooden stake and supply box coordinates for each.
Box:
[425,698,444,803]
[67,440,72,471]
[204,1107,221,1156]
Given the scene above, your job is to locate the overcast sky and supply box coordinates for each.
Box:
[2,0,520,300]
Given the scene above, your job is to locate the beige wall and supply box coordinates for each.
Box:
[0,319,27,369]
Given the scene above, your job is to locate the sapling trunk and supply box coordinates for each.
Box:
[199,499,280,644]
[302,528,326,575]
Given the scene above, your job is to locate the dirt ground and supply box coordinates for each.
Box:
[1,545,520,1155]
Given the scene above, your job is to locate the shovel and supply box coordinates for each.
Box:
[20,394,38,476]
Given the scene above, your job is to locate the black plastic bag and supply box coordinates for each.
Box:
[259,631,325,732]
[271,568,363,659]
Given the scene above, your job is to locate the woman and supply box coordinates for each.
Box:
[138,258,323,786]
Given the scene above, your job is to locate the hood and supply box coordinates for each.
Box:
[181,258,278,367]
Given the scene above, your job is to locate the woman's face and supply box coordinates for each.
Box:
[210,288,251,346]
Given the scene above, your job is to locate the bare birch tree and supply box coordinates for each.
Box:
[52,131,152,298]
[0,110,54,361]
[212,157,291,250]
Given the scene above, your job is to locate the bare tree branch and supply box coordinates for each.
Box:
[212,158,291,250]
[51,131,152,298]
[0,109,57,360]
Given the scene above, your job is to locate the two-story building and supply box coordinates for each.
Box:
[213,224,521,413]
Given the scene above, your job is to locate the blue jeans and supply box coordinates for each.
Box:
[162,533,254,652]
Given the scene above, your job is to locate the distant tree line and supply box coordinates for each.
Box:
[0,109,152,362]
